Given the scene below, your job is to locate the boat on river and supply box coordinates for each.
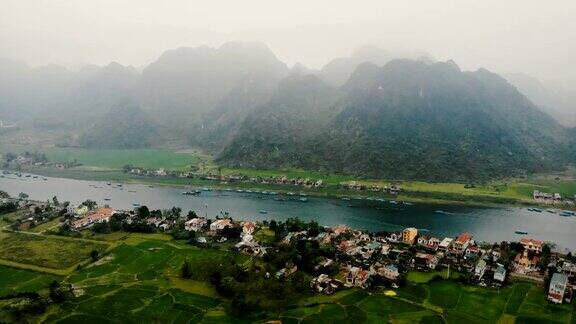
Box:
[259,210,268,214]
[515,230,528,235]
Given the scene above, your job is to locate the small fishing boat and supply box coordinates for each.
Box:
[402,202,414,206]
[32,175,38,178]
[259,210,268,214]
[106,182,111,185]
[390,201,398,204]
[546,210,556,214]
[116,184,123,187]
[236,189,244,193]
[42,178,47,181]
[515,230,528,235]
[148,185,154,188]
[341,197,351,201]
[299,198,308,202]
[104,198,111,201]
[299,193,308,197]
[287,192,294,196]
[132,203,140,207]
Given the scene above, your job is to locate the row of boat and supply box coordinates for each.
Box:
[1,171,47,181]
[339,196,414,206]
[527,207,575,217]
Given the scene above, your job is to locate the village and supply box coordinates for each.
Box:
[2,191,575,308]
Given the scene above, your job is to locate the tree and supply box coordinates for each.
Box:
[4,152,17,163]
[269,220,278,231]
[90,250,99,262]
[49,280,66,303]
[187,210,198,220]
[137,206,150,219]
[81,200,97,210]
[18,192,29,200]
[170,207,182,219]
[52,196,59,206]
[0,190,9,199]
[181,260,192,279]
[539,244,552,272]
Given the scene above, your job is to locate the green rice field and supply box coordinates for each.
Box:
[0,231,574,323]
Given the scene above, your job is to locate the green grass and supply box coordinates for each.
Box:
[515,286,573,323]
[427,281,462,309]
[0,231,109,270]
[407,270,461,284]
[0,144,201,171]
[397,284,428,303]
[504,282,531,315]
[455,286,512,322]
[0,265,59,295]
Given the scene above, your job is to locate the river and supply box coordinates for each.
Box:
[1,173,575,250]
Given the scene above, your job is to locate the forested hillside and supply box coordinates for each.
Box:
[219,60,571,181]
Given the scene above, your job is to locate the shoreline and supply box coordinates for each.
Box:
[4,166,550,210]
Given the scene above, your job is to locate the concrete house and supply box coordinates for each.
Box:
[548,273,568,304]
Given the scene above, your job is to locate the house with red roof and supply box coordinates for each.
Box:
[71,207,114,229]
[452,232,473,254]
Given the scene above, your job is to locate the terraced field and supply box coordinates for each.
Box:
[43,237,247,323]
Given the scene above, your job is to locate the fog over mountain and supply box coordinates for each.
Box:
[504,73,576,127]
[1,40,575,181]
[219,59,571,181]
[3,2,576,183]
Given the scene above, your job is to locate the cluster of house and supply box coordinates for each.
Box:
[201,173,325,189]
[341,181,401,194]
[182,217,263,249]
[0,119,17,129]
[125,167,187,178]
[44,200,576,304]
[2,153,80,170]
[268,224,575,305]
[1,198,62,230]
[69,207,115,229]
[533,190,576,206]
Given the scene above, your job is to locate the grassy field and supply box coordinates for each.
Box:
[0,265,59,295]
[0,144,201,171]
[0,231,110,271]
[49,234,247,323]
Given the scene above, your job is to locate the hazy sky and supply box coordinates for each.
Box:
[1,0,575,85]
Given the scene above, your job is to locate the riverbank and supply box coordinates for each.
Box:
[14,165,574,210]
[3,143,575,209]
[8,166,536,209]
